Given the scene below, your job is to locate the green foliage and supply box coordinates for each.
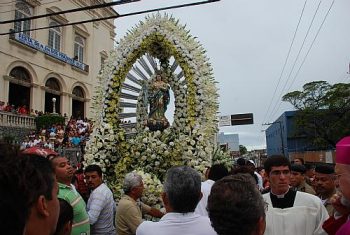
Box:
[239,144,247,155]
[35,114,65,131]
[282,81,350,148]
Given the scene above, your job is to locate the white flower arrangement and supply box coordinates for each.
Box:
[84,14,219,204]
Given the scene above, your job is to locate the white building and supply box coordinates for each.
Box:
[218,132,239,151]
[0,0,117,118]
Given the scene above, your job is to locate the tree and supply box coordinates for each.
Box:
[282,81,350,148]
[239,144,247,155]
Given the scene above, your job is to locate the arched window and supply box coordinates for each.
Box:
[45,78,60,91]
[14,1,33,36]
[74,35,85,63]
[9,66,31,83]
[72,86,85,98]
[48,20,61,51]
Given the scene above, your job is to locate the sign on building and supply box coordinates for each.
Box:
[219,113,254,127]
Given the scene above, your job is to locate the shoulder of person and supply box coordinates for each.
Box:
[296,191,323,205]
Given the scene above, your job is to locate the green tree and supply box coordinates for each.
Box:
[239,144,247,155]
[282,81,350,148]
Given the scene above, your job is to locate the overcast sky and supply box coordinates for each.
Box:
[113,0,350,150]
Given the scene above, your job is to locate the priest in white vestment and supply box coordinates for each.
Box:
[262,155,329,235]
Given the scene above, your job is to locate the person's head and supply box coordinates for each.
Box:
[208,164,229,181]
[293,158,304,165]
[289,164,306,188]
[54,199,73,235]
[84,165,103,190]
[264,155,291,195]
[50,156,74,185]
[335,137,350,201]
[314,164,336,197]
[304,163,316,178]
[0,153,59,235]
[231,166,258,185]
[236,157,246,167]
[247,160,256,171]
[162,166,202,213]
[123,172,144,200]
[257,167,266,177]
[208,174,266,235]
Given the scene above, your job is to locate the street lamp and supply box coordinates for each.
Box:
[52,97,56,114]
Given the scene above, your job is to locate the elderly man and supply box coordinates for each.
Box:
[333,137,350,234]
[314,164,337,216]
[85,164,116,235]
[263,155,329,235]
[50,156,90,235]
[116,172,163,235]
[136,166,216,235]
[208,174,266,235]
[195,163,228,216]
[0,152,60,235]
[290,164,316,195]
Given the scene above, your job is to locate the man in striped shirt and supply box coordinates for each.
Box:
[85,164,116,235]
[51,156,90,235]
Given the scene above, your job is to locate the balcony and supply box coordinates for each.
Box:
[0,111,36,129]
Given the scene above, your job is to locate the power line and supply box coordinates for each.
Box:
[270,0,335,120]
[262,0,308,126]
[0,0,141,24]
[0,0,220,36]
[268,0,322,121]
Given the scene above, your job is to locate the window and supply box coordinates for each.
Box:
[9,67,31,82]
[72,86,85,98]
[45,78,60,91]
[14,1,33,37]
[48,20,61,51]
[74,35,85,63]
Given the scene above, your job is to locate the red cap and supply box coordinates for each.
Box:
[336,136,350,165]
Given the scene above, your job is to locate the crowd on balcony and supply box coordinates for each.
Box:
[0,101,44,116]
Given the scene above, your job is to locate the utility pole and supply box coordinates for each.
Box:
[263,121,285,156]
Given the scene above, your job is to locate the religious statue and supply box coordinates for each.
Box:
[146,71,170,131]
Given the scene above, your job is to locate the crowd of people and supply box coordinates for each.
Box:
[1,136,350,235]
[20,117,92,157]
[0,101,47,116]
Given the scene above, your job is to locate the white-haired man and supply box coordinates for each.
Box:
[115,172,163,235]
[136,166,216,235]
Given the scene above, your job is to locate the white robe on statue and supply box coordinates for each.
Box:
[263,191,329,235]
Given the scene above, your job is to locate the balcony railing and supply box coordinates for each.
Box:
[0,111,36,129]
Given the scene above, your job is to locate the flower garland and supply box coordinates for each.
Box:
[84,14,219,201]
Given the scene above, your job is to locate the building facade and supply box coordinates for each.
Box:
[218,132,239,152]
[265,111,334,161]
[0,0,117,118]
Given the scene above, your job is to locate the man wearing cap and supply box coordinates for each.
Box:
[314,164,337,216]
[290,164,316,195]
[247,160,263,190]
[332,136,350,234]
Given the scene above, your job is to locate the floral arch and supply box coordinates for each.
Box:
[84,14,224,200]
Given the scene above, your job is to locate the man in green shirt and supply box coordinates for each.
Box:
[51,156,90,235]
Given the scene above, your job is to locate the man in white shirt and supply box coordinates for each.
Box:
[85,164,116,235]
[195,164,228,216]
[136,166,216,235]
[262,155,329,235]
